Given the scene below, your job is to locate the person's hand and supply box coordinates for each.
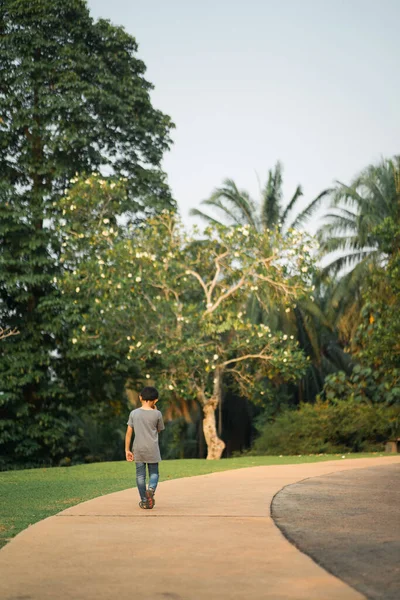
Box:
[125,450,134,462]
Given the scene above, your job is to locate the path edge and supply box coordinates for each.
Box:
[270,462,399,599]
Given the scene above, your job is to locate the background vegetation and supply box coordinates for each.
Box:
[1,0,399,469]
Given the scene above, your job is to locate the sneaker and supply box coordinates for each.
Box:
[139,500,150,509]
[145,488,155,509]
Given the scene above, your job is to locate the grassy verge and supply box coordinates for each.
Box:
[0,453,386,548]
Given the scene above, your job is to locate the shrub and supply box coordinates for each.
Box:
[251,399,400,455]
[322,366,400,406]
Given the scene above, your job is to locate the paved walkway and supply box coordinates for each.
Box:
[0,456,399,600]
[272,463,400,600]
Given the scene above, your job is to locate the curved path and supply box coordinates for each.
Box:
[272,463,400,600]
[1,456,399,600]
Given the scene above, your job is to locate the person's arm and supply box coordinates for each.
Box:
[157,412,165,433]
[125,426,134,461]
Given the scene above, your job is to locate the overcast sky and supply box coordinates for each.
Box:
[87,0,399,231]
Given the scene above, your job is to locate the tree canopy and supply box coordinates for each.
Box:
[0,0,175,468]
[56,183,316,458]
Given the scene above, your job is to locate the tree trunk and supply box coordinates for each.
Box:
[202,399,225,459]
[199,367,225,460]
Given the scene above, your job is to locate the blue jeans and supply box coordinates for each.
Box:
[135,462,159,502]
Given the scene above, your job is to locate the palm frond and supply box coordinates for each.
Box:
[188,208,225,227]
[280,185,303,226]
[298,297,331,329]
[320,215,357,237]
[318,234,366,255]
[261,162,283,228]
[198,196,243,225]
[206,180,259,228]
[289,189,331,229]
[330,181,367,209]
[323,208,357,221]
[320,249,377,278]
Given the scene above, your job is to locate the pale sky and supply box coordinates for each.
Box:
[87,0,400,231]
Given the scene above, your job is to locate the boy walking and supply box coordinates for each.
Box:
[125,386,165,509]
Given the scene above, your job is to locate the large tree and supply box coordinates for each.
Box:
[315,156,400,344]
[58,196,315,459]
[0,0,175,467]
[190,161,327,232]
[318,157,400,276]
[190,163,341,404]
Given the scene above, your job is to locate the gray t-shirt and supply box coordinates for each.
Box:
[127,408,165,463]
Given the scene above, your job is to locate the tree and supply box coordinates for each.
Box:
[315,156,400,342]
[190,163,340,405]
[317,216,400,410]
[58,198,316,459]
[190,161,327,232]
[0,0,175,467]
[318,156,400,276]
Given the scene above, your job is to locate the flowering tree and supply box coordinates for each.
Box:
[59,182,316,458]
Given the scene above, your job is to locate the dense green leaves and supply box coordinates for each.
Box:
[54,201,315,457]
[59,208,314,403]
[0,0,175,468]
[1,0,398,464]
[251,399,400,455]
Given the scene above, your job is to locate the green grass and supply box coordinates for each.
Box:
[0,453,387,548]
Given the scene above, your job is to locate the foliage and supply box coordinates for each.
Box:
[190,162,347,406]
[60,208,315,392]
[56,201,316,457]
[318,156,400,276]
[0,0,175,467]
[334,217,400,405]
[190,161,328,232]
[251,399,400,455]
[159,418,199,459]
[315,156,400,343]
[321,366,400,407]
[0,0,174,207]
[314,217,400,415]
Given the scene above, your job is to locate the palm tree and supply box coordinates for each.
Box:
[319,156,400,272]
[190,161,327,232]
[316,156,400,343]
[190,162,343,405]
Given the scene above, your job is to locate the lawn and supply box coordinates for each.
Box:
[0,453,385,549]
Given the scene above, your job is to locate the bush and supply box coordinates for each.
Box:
[159,418,198,459]
[322,366,400,406]
[251,399,400,455]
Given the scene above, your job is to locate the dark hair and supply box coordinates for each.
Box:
[140,386,159,401]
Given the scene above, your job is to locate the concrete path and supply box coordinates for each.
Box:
[1,456,399,600]
[272,463,400,600]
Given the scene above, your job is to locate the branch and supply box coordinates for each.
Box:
[185,269,209,299]
[194,384,207,406]
[208,251,229,299]
[203,251,279,315]
[222,352,273,367]
[0,327,19,341]
[227,367,254,386]
[143,293,157,312]
[203,276,246,315]
[255,273,302,296]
